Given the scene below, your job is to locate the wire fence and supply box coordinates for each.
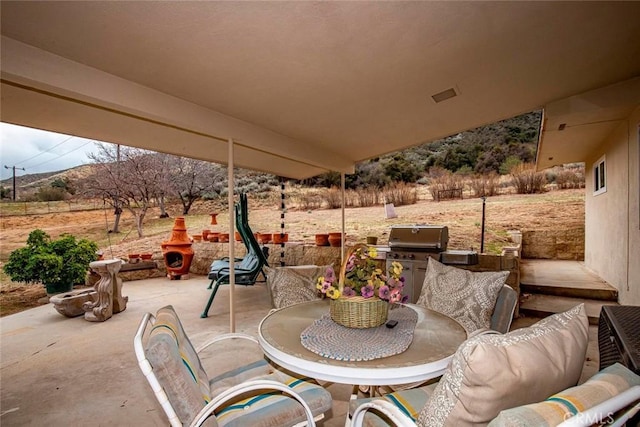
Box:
[0,199,104,216]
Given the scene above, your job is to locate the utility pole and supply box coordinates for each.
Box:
[3,165,25,201]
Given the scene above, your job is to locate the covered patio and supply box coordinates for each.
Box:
[1,2,638,425]
[0,275,600,426]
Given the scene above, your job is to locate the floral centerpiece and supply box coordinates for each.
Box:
[317,244,406,328]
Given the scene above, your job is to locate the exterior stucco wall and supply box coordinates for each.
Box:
[627,110,640,305]
[585,106,640,305]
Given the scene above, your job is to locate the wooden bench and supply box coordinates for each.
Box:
[435,188,463,201]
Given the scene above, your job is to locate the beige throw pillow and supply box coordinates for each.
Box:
[417,258,509,333]
[417,304,589,427]
[264,265,329,309]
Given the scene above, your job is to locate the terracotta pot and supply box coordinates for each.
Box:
[218,233,230,243]
[328,232,344,247]
[258,233,272,244]
[140,253,153,260]
[202,230,211,240]
[128,254,140,263]
[315,233,329,246]
[272,233,289,244]
[193,234,202,242]
[209,212,218,225]
[207,234,218,242]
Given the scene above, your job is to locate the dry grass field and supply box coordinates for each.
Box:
[0,187,584,316]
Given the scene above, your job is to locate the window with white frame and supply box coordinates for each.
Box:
[593,155,606,196]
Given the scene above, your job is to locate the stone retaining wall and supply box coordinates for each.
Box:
[128,243,519,311]
[520,227,584,260]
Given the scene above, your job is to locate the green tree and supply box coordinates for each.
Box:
[499,156,522,174]
[384,154,420,183]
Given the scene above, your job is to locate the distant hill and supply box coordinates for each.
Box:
[1,164,97,198]
[1,110,542,197]
[399,110,542,173]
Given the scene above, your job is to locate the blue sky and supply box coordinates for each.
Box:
[0,123,103,180]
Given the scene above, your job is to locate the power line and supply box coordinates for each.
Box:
[12,135,76,166]
[26,140,94,170]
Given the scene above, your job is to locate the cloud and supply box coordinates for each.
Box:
[0,123,103,180]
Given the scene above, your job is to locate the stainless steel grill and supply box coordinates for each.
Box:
[385,225,478,303]
[386,225,449,303]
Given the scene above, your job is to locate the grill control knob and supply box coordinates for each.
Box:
[408,254,415,259]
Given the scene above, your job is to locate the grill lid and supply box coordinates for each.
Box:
[388,225,448,251]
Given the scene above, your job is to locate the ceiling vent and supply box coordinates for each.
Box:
[431,88,458,103]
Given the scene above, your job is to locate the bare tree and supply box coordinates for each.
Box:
[85,144,162,237]
[151,153,174,218]
[170,157,220,215]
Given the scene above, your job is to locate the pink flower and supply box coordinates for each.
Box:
[321,282,331,292]
[342,287,356,297]
[324,267,335,282]
[345,254,356,272]
[377,285,390,300]
[389,289,402,303]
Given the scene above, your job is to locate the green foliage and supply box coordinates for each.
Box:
[456,165,474,176]
[0,186,10,199]
[27,229,50,247]
[407,110,540,175]
[51,177,75,195]
[35,186,67,201]
[383,154,420,183]
[351,161,390,189]
[3,229,98,290]
[499,156,522,175]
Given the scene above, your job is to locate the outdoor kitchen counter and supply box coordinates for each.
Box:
[258,299,466,386]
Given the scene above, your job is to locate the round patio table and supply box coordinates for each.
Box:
[258,299,466,386]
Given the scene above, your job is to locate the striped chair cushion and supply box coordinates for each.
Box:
[489,363,640,426]
[214,365,333,427]
[146,305,214,426]
[348,384,438,427]
[209,358,276,396]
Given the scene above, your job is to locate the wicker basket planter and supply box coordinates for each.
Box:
[330,296,389,328]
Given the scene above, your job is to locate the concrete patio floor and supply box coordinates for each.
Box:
[0,275,599,426]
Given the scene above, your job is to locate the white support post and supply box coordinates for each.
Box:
[341,172,346,264]
[228,138,235,333]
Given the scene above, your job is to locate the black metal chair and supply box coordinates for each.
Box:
[202,194,269,318]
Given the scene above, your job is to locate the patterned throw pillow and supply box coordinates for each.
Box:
[417,304,589,427]
[416,258,509,333]
[264,265,329,309]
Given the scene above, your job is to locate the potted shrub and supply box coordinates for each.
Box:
[3,229,99,295]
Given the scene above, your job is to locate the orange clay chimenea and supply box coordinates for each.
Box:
[161,217,194,280]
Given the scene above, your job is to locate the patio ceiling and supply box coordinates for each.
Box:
[1,2,640,179]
